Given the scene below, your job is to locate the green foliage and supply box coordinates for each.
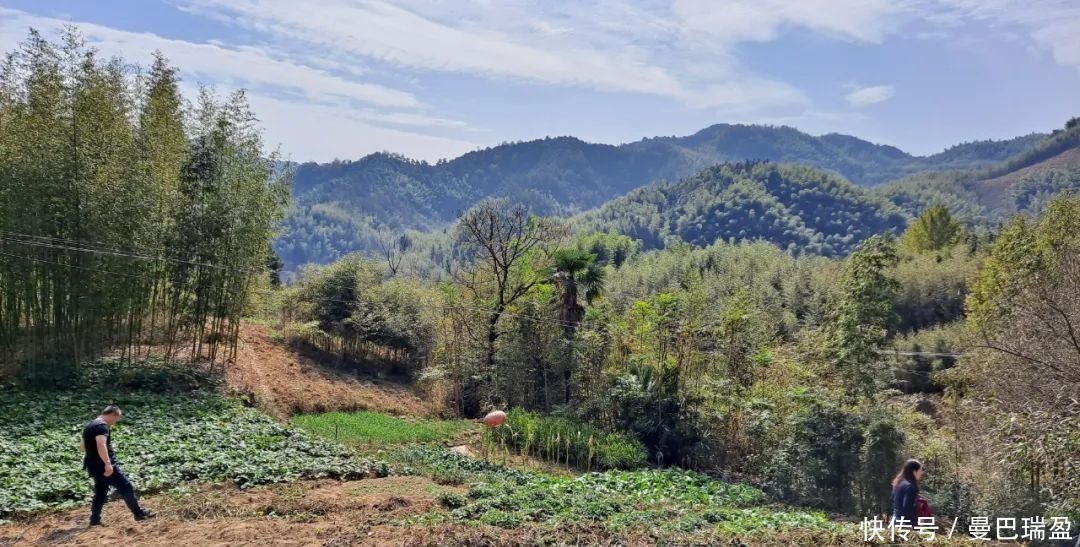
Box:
[490,408,647,470]
[437,491,467,509]
[891,247,982,333]
[607,362,700,466]
[578,162,909,257]
[900,204,963,252]
[446,469,837,535]
[881,119,1080,225]
[397,445,840,537]
[0,375,387,516]
[276,127,1049,274]
[977,119,1080,180]
[961,195,1080,521]
[292,411,471,445]
[767,402,865,512]
[858,415,906,516]
[279,255,438,375]
[766,402,905,516]
[0,30,288,372]
[824,235,900,401]
[889,322,966,392]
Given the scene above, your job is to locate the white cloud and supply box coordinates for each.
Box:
[179,0,685,97]
[244,93,479,162]
[845,85,895,108]
[924,0,1080,72]
[672,0,907,44]
[0,6,480,161]
[0,7,420,109]
[175,0,817,111]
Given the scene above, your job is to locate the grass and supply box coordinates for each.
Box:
[0,361,390,517]
[488,408,647,470]
[292,411,472,445]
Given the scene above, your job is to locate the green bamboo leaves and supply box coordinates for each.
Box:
[0,29,289,374]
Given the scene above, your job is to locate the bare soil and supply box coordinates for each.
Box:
[0,477,462,547]
[975,147,1080,211]
[224,324,429,419]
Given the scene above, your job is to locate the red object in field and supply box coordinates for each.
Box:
[484,410,507,428]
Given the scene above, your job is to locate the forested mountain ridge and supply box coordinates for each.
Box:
[880,118,1080,220]
[277,124,1044,271]
[575,161,910,256]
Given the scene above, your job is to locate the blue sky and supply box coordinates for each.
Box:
[1,0,1077,162]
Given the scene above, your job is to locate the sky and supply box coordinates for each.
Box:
[1,0,1078,163]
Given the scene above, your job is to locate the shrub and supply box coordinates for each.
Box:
[437,491,467,509]
[490,408,646,470]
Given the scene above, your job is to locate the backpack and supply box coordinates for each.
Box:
[916,496,933,519]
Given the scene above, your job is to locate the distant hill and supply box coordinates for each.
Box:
[277,124,1045,272]
[880,119,1080,221]
[575,161,910,257]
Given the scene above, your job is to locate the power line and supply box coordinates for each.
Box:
[0,250,153,281]
[878,349,964,358]
[0,249,582,328]
[0,229,175,257]
[0,233,262,274]
[0,238,973,359]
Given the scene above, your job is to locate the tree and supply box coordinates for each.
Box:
[961,196,1080,516]
[0,30,287,374]
[551,249,605,336]
[549,248,606,404]
[379,232,411,276]
[900,204,962,252]
[967,196,1080,385]
[455,199,561,408]
[824,235,900,401]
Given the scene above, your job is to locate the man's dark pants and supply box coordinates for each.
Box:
[88,464,143,523]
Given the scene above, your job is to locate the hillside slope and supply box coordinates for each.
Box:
[881,119,1080,220]
[576,161,909,256]
[276,125,1043,272]
[226,323,429,419]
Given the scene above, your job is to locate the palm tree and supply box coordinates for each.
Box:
[551,248,606,405]
[551,249,606,337]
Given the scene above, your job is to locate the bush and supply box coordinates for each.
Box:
[437,491,467,509]
[607,362,701,466]
[490,408,647,470]
[766,402,865,513]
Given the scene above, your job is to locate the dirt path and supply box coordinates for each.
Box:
[0,477,457,547]
[225,324,429,419]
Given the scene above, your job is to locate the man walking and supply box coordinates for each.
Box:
[80,405,155,526]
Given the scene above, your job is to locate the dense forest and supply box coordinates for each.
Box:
[275,126,1046,274]
[0,30,287,378]
[270,196,1078,524]
[881,120,1080,221]
[576,161,909,255]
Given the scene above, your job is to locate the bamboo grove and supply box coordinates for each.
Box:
[0,30,288,377]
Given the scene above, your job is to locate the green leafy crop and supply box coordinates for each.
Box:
[0,387,388,516]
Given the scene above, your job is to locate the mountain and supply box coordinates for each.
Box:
[276,124,1045,272]
[575,161,910,257]
[880,118,1080,221]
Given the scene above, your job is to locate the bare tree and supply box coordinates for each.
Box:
[454,199,561,406]
[379,232,410,276]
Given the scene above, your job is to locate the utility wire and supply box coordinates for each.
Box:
[0,234,262,274]
[0,234,972,357]
[0,229,176,257]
